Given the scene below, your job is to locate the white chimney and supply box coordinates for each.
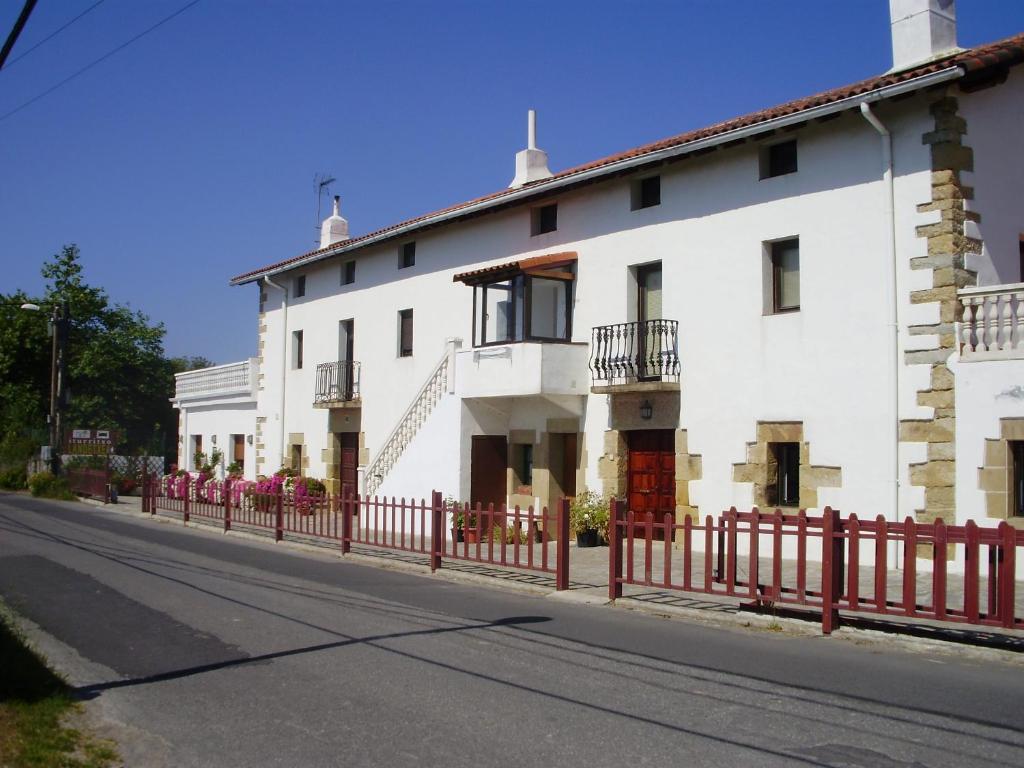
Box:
[319,195,349,248]
[889,0,961,72]
[509,109,553,189]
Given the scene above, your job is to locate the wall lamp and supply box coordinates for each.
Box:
[640,400,653,420]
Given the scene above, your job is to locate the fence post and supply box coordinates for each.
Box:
[275,489,283,542]
[341,493,352,555]
[998,522,1016,629]
[431,490,443,572]
[141,460,149,514]
[183,478,191,525]
[608,498,624,600]
[223,478,232,532]
[556,498,570,591]
[821,507,841,635]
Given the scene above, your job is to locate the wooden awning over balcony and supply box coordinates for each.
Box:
[453,251,576,286]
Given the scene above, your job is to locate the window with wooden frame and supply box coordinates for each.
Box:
[292,330,304,369]
[770,239,800,313]
[1012,440,1024,518]
[458,255,575,348]
[398,309,414,357]
[766,442,800,507]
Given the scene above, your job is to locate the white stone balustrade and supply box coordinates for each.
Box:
[174,359,258,399]
[958,283,1024,361]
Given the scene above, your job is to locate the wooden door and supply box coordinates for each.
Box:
[339,432,359,500]
[627,430,675,540]
[471,435,507,509]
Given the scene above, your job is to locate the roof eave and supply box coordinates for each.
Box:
[230,65,964,287]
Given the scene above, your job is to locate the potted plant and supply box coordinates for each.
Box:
[569,489,610,548]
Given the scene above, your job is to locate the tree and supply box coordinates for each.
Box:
[0,245,185,463]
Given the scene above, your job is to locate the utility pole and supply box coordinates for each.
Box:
[46,301,69,475]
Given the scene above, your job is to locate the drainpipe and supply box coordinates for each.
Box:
[263,276,289,470]
[860,102,901,567]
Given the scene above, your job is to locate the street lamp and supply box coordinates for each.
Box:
[20,300,69,475]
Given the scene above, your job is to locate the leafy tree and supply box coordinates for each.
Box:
[0,245,191,464]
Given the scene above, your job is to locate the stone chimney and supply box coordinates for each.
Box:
[889,0,961,72]
[319,195,349,249]
[509,109,553,189]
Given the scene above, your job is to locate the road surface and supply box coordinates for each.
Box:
[1,492,1021,767]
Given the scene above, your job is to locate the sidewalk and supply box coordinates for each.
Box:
[89,494,1023,649]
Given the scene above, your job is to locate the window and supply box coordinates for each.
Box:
[631,175,661,210]
[294,275,306,298]
[760,139,798,179]
[290,444,303,474]
[398,309,413,357]
[770,239,800,313]
[192,435,202,470]
[471,267,573,347]
[767,442,800,507]
[531,203,558,236]
[1012,441,1024,518]
[400,242,416,269]
[342,260,356,285]
[292,330,304,369]
[512,443,533,493]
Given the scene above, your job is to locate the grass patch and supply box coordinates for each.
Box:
[0,610,119,767]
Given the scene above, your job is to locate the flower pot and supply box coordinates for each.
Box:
[453,528,464,543]
[465,529,480,544]
[576,530,599,548]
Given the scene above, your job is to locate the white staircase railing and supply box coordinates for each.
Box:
[364,343,457,497]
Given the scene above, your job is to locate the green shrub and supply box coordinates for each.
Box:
[0,466,27,490]
[27,472,74,500]
[569,489,611,540]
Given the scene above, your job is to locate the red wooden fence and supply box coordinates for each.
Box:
[609,501,1023,634]
[144,479,569,589]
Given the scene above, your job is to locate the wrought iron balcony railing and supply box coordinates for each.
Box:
[314,360,361,404]
[589,320,680,386]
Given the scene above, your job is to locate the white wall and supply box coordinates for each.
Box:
[176,400,257,479]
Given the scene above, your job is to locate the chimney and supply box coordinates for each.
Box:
[319,195,349,248]
[889,0,961,72]
[508,109,553,189]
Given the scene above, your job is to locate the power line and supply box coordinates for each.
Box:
[0,0,201,124]
[1,0,108,72]
[0,0,39,70]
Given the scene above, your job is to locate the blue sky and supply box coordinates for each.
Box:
[2,0,1022,363]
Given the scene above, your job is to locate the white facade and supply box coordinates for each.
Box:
[212,19,1024,572]
[172,359,259,479]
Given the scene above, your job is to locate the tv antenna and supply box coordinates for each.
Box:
[314,173,336,246]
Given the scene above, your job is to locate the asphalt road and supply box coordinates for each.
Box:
[1,492,1022,768]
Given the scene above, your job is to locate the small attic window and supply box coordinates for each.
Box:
[531,203,558,236]
[631,175,661,210]
[400,242,416,269]
[294,274,306,298]
[760,139,798,179]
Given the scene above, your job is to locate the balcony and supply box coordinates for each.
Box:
[173,359,257,402]
[958,283,1024,361]
[313,360,361,408]
[589,320,680,393]
[455,342,590,399]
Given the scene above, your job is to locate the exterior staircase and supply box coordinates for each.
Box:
[364,341,458,497]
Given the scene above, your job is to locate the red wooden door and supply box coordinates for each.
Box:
[471,435,507,509]
[627,430,675,540]
[339,433,359,499]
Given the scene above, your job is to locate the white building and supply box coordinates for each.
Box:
[179,2,1024,556]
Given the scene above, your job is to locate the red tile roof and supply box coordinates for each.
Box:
[453,252,578,284]
[231,32,1024,286]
